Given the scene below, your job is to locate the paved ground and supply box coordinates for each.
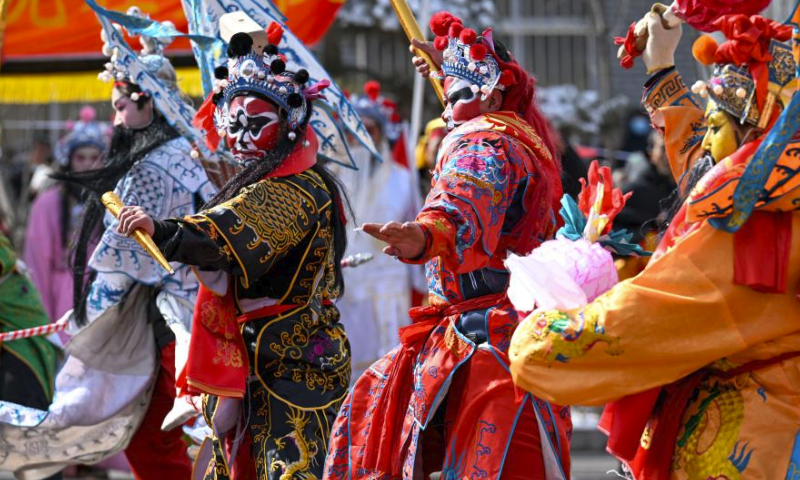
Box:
[0,426,621,479]
[0,451,621,480]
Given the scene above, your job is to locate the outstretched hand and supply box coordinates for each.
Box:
[117,205,155,237]
[409,39,443,78]
[361,221,426,259]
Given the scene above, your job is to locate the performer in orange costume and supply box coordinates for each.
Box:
[510,8,800,480]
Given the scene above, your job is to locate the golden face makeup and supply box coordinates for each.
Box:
[701,101,742,162]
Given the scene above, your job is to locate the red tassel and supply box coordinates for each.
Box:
[266,22,284,45]
[620,54,634,69]
[192,92,221,151]
[364,80,381,101]
[433,35,448,51]
[613,22,642,70]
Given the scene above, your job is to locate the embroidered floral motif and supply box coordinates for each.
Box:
[212,339,244,367]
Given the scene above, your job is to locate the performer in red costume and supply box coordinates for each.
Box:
[323,11,571,480]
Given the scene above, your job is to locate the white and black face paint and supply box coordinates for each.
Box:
[442,77,481,130]
[225,96,281,161]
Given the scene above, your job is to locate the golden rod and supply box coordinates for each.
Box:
[101,192,175,275]
[388,0,445,106]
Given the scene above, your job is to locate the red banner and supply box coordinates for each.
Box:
[1,0,344,61]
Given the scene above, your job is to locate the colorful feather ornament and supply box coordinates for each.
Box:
[506,161,650,312]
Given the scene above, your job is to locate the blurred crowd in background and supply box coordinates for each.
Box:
[0,86,676,266]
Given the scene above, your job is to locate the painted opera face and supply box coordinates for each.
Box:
[442,76,483,130]
[225,95,281,160]
[701,100,744,163]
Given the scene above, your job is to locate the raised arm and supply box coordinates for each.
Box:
[639,12,707,182]
[509,218,800,406]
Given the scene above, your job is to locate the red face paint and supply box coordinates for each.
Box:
[225,95,281,160]
[442,76,482,130]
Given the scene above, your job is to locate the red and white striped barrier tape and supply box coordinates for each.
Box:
[0,319,68,343]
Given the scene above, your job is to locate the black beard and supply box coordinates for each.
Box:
[659,153,716,233]
[204,132,299,209]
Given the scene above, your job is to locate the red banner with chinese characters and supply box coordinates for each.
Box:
[1,0,344,61]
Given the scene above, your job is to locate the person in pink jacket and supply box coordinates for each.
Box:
[24,107,110,323]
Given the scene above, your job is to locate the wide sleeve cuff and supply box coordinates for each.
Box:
[400,222,435,265]
[642,67,702,119]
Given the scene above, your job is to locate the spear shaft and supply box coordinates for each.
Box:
[388,0,445,106]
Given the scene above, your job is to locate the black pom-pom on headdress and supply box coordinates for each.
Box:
[287,93,304,108]
[214,66,229,80]
[294,69,309,84]
[263,44,279,56]
[270,59,286,75]
[227,33,253,58]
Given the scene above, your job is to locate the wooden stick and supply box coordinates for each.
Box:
[102,192,175,275]
[388,0,445,106]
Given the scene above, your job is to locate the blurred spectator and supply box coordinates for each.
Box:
[26,136,55,199]
[24,107,110,324]
[332,81,426,380]
[552,127,589,198]
[614,130,676,279]
[414,117,446,197]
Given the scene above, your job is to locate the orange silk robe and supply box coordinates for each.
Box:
[509,69,800,480]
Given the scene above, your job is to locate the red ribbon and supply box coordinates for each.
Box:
[362,292,508,476]
[614,22,641,70]
[712,15,792,112]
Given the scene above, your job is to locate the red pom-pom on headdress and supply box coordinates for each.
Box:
[469,43,487,61]
[267,22,284,46]
[449,22,464,38]
[433,36,449,51]
[430,12,456,36]
[364,80,381,101]
[459,28,477,44]
[499,69,516,87]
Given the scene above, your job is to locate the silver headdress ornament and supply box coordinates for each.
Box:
[96,6,179,92]
[430,11,516,101]
[178,0,380,170]
[86,0,224,164]
[209,13,319,143]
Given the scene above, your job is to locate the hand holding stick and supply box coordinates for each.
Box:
[102,192,175,275]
